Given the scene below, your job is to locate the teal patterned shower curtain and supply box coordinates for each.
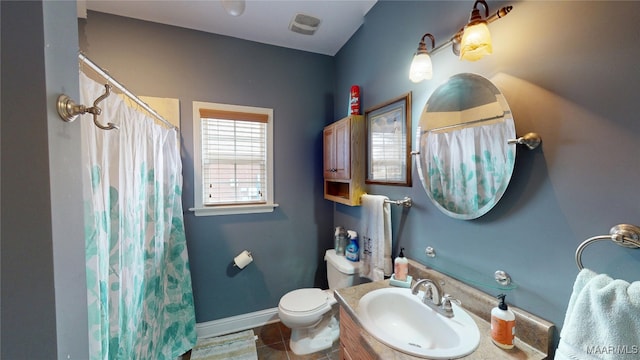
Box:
[80,72,196,359]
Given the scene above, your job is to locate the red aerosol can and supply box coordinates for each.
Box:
[349,85,360,115]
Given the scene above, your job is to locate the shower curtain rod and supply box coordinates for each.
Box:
[78,53,177,130]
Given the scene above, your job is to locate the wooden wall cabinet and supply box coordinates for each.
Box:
[323,115,365,206]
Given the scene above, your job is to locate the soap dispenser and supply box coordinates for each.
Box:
[394,248,408,281]
[491,294,515,349]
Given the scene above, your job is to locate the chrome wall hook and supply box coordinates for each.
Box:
[56,84,119,130]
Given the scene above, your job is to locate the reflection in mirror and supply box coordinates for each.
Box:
[366,93,412,186]
[416,73,516,219]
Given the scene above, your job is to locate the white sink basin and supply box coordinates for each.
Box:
[355,287,480,359]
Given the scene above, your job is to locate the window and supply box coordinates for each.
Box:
[190,101,277,216]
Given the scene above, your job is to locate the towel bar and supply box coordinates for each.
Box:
[575,224,640,270]
[384,197,412,208]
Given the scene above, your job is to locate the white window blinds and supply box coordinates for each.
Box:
[199,109,268,206]
[370,130,406,181]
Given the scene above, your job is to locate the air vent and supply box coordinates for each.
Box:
[289,13,321,35]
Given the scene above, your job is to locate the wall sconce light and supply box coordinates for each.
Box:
[409,33,435,83]
[409,2,512,82]
[460,0,492,61]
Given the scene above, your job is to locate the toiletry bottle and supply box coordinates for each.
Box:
[491,294,516,349]
[345,230,359,262]
[349,85,360,115]
[334,226,348,256]
[394,248,408,281]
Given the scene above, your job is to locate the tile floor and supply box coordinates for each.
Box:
[181,321,341,360]
[254,322,341,360]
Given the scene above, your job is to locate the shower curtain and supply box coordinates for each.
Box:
[80,72,196,359]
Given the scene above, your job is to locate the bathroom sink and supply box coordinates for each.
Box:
[355,287,480,359]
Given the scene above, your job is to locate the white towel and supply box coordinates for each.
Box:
[360,194,392,281]
[555,268,640,360]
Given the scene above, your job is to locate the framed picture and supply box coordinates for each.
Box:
[365,92,412,186]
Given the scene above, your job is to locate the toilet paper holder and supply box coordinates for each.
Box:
[233,250,253,269]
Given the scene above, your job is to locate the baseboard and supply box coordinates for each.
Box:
[196,307,280,339]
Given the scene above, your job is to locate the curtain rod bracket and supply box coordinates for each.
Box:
[57,83,118,130]
[57,94,86,123]
[78,53,176,130]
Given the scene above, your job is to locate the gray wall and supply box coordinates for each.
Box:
[1,0,89,358]
[334,0,640,337]
[80,11,337,322]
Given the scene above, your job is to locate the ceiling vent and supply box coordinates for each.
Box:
[289,13,321,35]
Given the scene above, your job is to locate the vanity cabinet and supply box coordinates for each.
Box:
[335,263,555,360]
[339,307,375,360]
[323,115,365,206]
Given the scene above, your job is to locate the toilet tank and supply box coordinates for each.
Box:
[325,250,360,289]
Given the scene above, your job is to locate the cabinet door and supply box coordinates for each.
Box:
[340,307,374,359]
[323,126,337,178]
[333,117,351,180]
[324,115,363,206]
[341,344,354,360]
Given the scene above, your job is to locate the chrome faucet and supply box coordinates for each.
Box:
[411,278,443,305]
[411,278,459,318]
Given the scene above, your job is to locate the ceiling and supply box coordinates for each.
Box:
[79,0,378,56]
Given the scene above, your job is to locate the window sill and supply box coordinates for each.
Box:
[189,203,279,216]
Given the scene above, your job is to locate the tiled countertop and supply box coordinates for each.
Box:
[334,259,555,360]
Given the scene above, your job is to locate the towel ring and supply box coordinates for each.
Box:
[575,224,640,270]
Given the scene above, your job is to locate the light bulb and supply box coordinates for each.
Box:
[460,22,492,61]
[409,52,433,83]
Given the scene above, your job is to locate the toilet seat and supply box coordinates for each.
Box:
[279,288,328,313]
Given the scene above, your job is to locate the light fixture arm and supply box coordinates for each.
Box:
[470,0,489,22]
[419,33,435,53]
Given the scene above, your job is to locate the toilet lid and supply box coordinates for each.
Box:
[280,288,328,312]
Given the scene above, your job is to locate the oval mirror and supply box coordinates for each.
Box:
[416,73,516,219]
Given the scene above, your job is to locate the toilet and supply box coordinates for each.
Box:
[277,249,360,355]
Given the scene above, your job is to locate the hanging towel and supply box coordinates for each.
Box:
[555,268,640,360]
[360,194,392,281]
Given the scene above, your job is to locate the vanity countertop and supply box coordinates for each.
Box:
[334,260,555,360]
